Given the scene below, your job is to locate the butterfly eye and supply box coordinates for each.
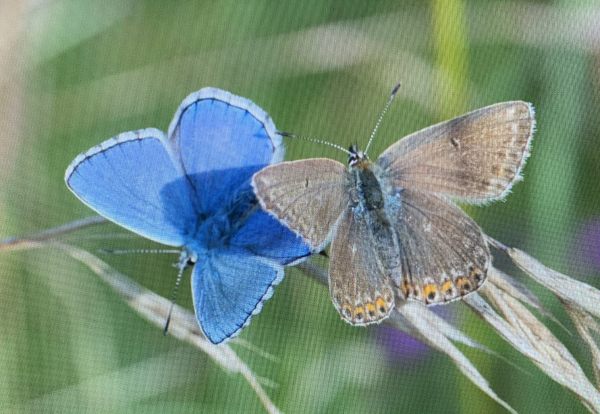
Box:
[348,153,358,166]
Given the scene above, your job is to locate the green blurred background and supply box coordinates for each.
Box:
[1,0,599,412]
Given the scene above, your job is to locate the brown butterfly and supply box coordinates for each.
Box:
[253,93,534,326]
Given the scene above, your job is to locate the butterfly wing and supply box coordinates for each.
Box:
[65,129,197,247]
[329,207,395,325]
[252,158,350,251]
[393,189,490,304]
[230,209,310,266]
[168,88,282,215]
[192,247,283,344]
[377,101,535,204]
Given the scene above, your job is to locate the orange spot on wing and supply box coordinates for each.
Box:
[401,280,413,297]
[441,280,454,295]
[423,283,438,302]
[366,302,377,317]
[375,297,387,314]
[455,276,473,294]
[353,306,365,321]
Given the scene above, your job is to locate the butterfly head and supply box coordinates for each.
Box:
[348,145,369,168]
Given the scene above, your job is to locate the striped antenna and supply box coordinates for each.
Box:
[278,131,352,155]
[364,82,401,156]
[98,248,181,255]
[164,253,192,335]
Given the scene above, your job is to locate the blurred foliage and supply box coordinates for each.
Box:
[1,0,599,412]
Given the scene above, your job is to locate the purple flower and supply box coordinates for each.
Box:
[376,306,453,364]
[376,325,430,363]
[576,218,600,272]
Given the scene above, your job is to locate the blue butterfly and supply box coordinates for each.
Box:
[65,88,310,344]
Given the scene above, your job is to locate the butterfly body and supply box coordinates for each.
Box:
[350,155,404,276]
[192,188,256,249]
[253,101,535,326]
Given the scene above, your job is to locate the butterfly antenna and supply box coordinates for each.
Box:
[278,131,352,155]
[364,82,401,156]
[98,248,181,255]
[163,254,189,335]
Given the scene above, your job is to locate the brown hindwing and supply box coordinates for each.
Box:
[393,190,490,304]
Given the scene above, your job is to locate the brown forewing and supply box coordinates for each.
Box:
[377,101,535,204]
[252,158,349,250]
